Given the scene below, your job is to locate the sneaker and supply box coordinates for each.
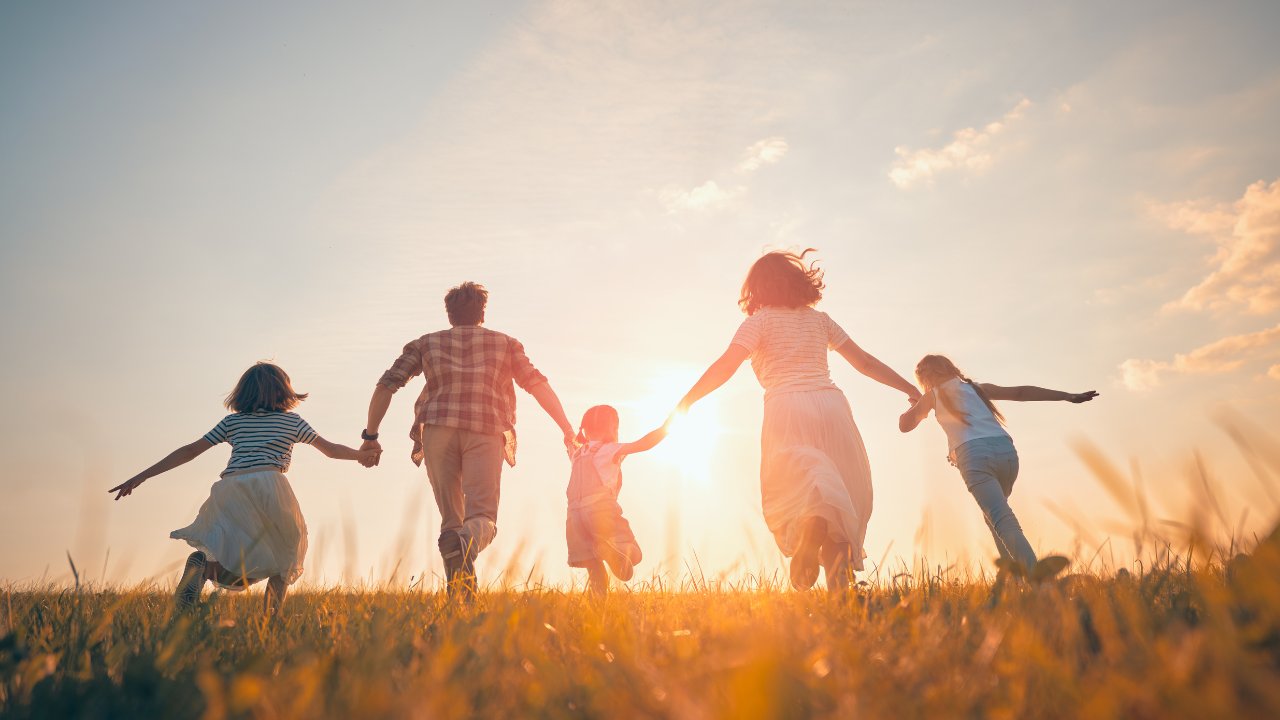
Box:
[790,517,826,591]
[596,540,635,582]
[439,530,477,600]
[175,551,207,610]
[1032,555,1070,584]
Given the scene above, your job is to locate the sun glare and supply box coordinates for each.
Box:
[624,370,722,484]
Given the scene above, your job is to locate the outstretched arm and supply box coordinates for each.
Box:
[899,391,936,433]
[980,384,1099,403]
[676,344,750,413]
[527,381,578,451]
[313,436,381,464]
[108,438,214,500]
[618,413,677,458]
[834,340,921,403]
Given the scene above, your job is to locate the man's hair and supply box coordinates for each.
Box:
[445,281,488,326]
[738,248,825,316]
[225,362,308,413]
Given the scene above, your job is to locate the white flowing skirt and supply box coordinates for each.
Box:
[761,388,871,571]
[170,469,308,586]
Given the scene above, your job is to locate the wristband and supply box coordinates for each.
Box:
[361,429,379,441]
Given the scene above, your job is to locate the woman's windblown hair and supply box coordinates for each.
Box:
[738,248,826,316]
[914,355,1006,427]
[225,362,308,413]
[575,405,620,446]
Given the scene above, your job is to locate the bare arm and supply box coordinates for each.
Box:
[358,383,395,465]
[312,436,380,464]
[980,384,1099,403]
[109,438,214,500]
[835,340,921,403]
[676,344,750,413]
[527,381,578,450]
[618,414,677,458]
[899,391,936,433]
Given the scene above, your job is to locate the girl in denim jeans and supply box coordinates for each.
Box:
[898,355,1097,581]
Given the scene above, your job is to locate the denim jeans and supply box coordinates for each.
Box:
[954,436,1037,572]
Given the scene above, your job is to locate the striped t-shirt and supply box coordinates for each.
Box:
[203,411,318,476]
[731,305,851,398]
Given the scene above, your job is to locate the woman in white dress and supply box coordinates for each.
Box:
[676,249,920,592]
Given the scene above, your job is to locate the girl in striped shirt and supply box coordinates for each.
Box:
[109,362,378,616]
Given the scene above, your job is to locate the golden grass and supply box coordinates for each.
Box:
[3,542,1280,719]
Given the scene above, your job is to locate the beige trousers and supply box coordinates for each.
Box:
[421,424,504,554]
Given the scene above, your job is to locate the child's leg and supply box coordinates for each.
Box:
[959,446,1037,573]
[264,575,287,616]
[584,559,608,596]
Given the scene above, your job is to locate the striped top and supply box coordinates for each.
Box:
[203,411,318,477]
[731,305,851,399]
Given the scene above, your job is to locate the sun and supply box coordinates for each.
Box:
[623,370,723,484]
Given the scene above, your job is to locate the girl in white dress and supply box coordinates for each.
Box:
[676,249,921,592]
[109,362,377,615]
[898,355,1096,581]
[566,405,670,596]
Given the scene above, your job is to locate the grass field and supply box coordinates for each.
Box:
[3,538,1280,720]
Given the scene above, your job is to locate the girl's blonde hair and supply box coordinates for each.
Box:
[914,355,1006,427]
[576,405,620,445]
[225,362,308,413]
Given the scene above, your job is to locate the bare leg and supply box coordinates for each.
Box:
[821,541,853,594]
[203,560,224,581]
[585,560,609,597]
[790,516,827,591]
[264,575,287,617]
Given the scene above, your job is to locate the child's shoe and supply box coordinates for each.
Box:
[175,551,207,610]
[1031,555,1070,584]
[596,540,635,582]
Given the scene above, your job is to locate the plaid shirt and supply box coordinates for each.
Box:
[378,326,548,467]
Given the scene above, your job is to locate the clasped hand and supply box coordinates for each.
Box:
[359,439,382,468]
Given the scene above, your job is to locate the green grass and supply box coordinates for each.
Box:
[3,543,1280,719]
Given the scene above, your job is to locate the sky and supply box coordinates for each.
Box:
[2,0,1280,590]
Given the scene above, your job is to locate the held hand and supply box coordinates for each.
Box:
[1068,390,1099,404]
[562,430,579,455]
[357,449,381,467]
[359,439,382,467]
[108,476,144,501]
[907,389,922,405]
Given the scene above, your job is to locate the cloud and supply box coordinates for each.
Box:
[1120,321,1280,390]
[738,137,788,172]
[1158,178,1280,314]
[1270,365,1280,381]
[888,99,1031,189]
[659,180,744,212]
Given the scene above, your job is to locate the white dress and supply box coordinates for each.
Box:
[170,411,314,587]
[732,306,871,570]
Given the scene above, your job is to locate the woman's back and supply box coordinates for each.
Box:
[731,306,850,397]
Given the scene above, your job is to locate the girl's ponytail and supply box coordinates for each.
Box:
[915,354,1006,427]
[961,376,1007,426]
[575,427,587,446]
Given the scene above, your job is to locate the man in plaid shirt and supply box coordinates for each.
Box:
[360,282,576,598]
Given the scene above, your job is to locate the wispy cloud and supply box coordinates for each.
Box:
[1157,178,1280,314]
[888,100,1030,189]
[661,137,788,212]
[659,180,745,212]
[738,137,788,173]
[1120,321,1280,390]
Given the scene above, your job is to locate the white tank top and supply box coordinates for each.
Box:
[933,378,1009,458]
